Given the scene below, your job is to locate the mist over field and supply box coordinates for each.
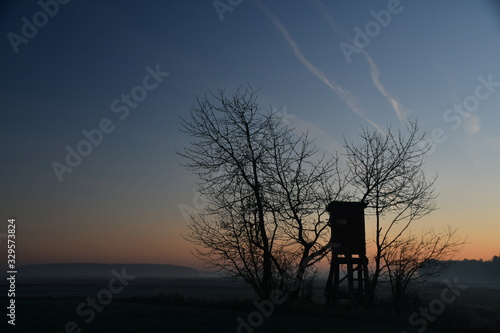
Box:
[13,263,200,280]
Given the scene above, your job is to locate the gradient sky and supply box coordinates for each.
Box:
[1,0,499,271]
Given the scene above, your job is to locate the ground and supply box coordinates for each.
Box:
[1,278,498,332]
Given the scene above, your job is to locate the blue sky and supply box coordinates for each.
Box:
[1,0,499,269]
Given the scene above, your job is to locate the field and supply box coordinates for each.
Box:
[1,278,499,332]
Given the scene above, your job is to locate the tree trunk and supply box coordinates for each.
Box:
[370,208,382,298]
[289,252,309,301]
[255,187,273,299]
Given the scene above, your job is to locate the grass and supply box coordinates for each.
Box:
[0,295,460,333]
[1,283,498,332]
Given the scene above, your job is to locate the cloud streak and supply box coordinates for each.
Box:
[255,0,384,133]
[310,0,408,122]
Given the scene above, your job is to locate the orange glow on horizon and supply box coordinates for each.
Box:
[10,213,497,273]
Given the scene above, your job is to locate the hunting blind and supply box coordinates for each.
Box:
[325,201,371,306]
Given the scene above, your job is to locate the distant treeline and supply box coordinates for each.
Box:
[12,263,199,280]
[433,255,500,284]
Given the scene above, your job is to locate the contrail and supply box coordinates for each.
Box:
[254,0,384,133]
[310,0,408,122]
[365,55,408,121]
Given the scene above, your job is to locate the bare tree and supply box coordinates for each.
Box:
[343,121,438,296]
[179,87,344,299]
[265,129,349,299]
[383,226,466,315]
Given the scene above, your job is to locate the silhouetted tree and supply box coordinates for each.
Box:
[382,226,466,315]
[343,121,438,297]
[179,87,345,299]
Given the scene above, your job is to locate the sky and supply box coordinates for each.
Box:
[1,0,499,271]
